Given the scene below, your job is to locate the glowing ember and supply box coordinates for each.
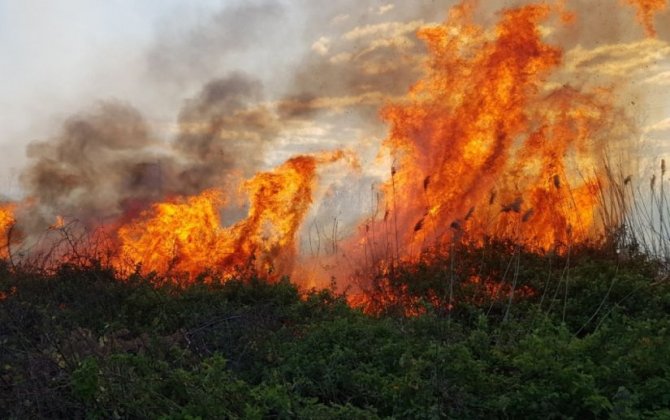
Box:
[624,0,668,37]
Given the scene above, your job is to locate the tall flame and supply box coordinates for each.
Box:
[371,3,611,258]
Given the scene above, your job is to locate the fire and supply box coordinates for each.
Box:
[0,0,655,302]
[368,3,610,258]
[0,204,15,258]
[624,0,668,37]
[115,189,227,278]
[115,151,353,281]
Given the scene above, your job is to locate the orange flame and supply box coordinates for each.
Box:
[115,189,227,278]
[373,3,610,257]
[624,0,668,37]
[0,204,15,258]
[115,151,352,281]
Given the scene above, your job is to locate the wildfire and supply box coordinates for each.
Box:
[624,0,668,37]
[0,0,657,298]
[368,3,610,259]
[50,215,66,230]
[115,151,354,281]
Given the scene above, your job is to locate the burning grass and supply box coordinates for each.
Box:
[0,0,647,288]
[373,3,608,254]
[0,0,666,315]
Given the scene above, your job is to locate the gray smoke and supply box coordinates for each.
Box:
[20,102,166,230]
[19,71,285,232]
[173,73,280,192]
[17,0,453,233]
[18,0,294,233]
[144,1,285,94]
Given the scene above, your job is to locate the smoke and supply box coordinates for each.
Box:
[19,102,165,230]
[10,0,670,259]
[19,72,290,229]
[17,0,424,231]
[144,1,286,95]
[173,73,280,192]
[15,1,297,233]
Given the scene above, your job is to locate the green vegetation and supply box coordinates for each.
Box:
[1,246,670,419]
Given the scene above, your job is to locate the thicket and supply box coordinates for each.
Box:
[1,241,669,419]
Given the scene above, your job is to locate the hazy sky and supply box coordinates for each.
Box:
[0,1,183,190]
[0,0,302,195]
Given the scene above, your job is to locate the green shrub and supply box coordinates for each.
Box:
[1,248,669,418]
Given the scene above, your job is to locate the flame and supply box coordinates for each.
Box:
[0,204,15,258]
[367,2,610,258]
[115,151,352,281]
[624,0,668,37]
[0,1,650,301]
[115,189,227,277]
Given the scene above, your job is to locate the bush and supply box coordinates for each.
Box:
[1,248,669,418]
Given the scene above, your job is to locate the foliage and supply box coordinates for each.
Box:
[1,248,670,419]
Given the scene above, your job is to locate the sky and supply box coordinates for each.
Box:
[0,0,304,195]
[0,1,184,192]
[1,0,669,199]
